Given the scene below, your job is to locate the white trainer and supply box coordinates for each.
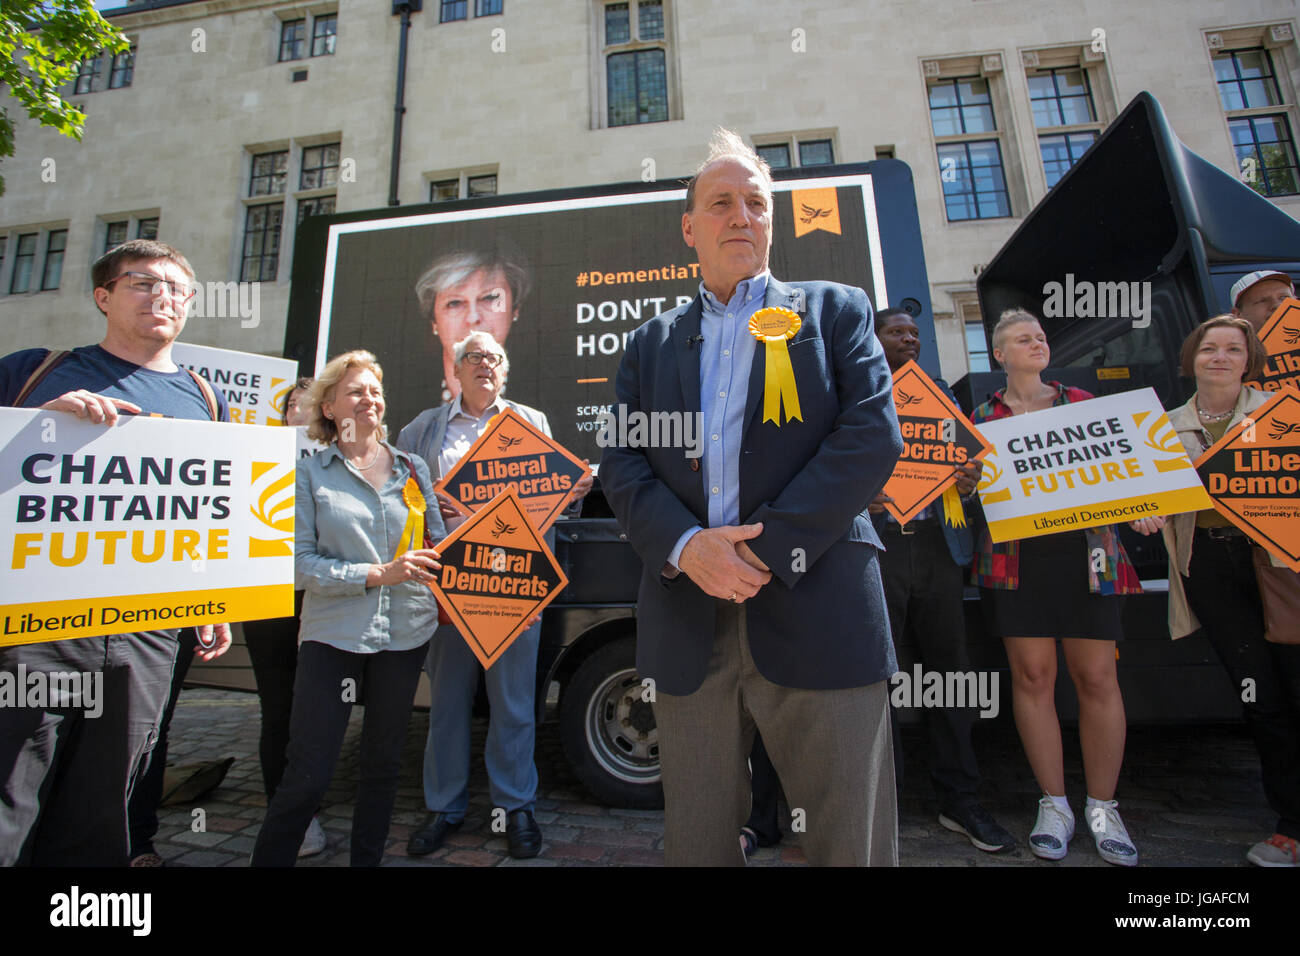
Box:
[1029,795,1074,860]
[1086,799,1138,867]
[298,815,327,858]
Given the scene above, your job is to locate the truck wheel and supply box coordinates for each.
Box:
[560,636,664,809]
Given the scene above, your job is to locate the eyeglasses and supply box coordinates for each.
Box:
[463,351,504,368]
[106,271,197,302]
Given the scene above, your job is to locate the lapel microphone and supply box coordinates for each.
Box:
[687,334,704,348]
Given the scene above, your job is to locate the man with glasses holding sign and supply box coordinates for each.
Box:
[0,240,232,866]
[397,330,592,859]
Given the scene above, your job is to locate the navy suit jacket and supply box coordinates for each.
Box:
[599,277,903,695]
[868,378,975,567]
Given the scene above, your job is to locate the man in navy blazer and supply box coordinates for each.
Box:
[600,130,903,866]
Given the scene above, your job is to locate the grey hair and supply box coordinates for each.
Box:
[684,127,774,212]
[453,331,510,377]
[414,246,531,316]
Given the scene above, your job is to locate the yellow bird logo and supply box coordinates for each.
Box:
[497,434,524,453]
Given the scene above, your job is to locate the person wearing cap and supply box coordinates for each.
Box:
[1231,270,1295,333]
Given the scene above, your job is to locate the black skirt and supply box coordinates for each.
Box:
[980,530,1123,641]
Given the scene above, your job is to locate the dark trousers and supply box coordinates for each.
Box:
[1185,531,1300,840]
[128,628,198,858]
[241,593,304,800]
[878,520,981,810]
[251,640,427,867]
[0,631,179,866]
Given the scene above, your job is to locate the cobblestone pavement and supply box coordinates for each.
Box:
[153,688,1272,867]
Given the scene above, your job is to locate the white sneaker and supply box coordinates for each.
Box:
[1086,799,1138,867]
[1246,833,1299,867]
[298,815,327,858]
[1029,795,1074,860]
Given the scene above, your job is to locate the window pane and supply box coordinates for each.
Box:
[930,107,962,137]
[300,143,341,189]
[605,3,630,44]
[639,0,664,40]
[75,55,102,94]
[757,144,791,170]
[607,52,636,126]
[279,20,305,61]
[104,221,128,253]
[440,0,468,22]
[799,139,834,166]
[41,230,67,291]
[311,15,337,57]
[1211,52,1237,83]
[966,321,991,372]
[467,174,497,197]
[937,141,1010,221]
[927,82,958,109]
[1237,114,1300,198]
[297,196,336,227]
[241,205,283,282]
[108,48,134,89]
[635,49,668,123]
[250,151,289,196]
[476,0,503,13]
[430,179,459,202]
[11,234,38,294]
[1240,78,1282,109]
[1234,50,1269,79]
[136,217,159,240]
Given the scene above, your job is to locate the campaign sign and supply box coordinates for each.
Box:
[1193,389,1300,571]
[1247,297,1300,395]
[428,488,567,669]
[976,389,1212,542]
[883,361,992,524]
[0,408,295,646]
[435,407,590,533]
[171,342,301,426]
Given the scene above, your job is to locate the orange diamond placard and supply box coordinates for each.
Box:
[1246,297,1300,395]
[435,407,591,533]
[428,488,568,669]
[883,361,993,525]
[1193,389,1300,571]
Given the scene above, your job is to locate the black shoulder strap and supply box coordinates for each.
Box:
[13,349,71,408]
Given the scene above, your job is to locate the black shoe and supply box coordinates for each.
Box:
[406,811,461,857]
[506,809,543,859]
[939,802,1016,853]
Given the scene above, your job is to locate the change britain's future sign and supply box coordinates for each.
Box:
[0,409,295,646]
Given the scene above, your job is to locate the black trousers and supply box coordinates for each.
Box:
[878,520,981,810]
[251,640,427,867]
[241,592,304,800]
[1185,531,1300,840]
[128,628,198,858]
[0,631,180,866]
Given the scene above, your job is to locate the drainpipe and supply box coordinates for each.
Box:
[389,1,422,206]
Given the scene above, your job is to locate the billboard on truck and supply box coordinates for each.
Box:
[283,162,936,463]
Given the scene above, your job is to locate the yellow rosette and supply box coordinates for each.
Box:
[395,477,427,558]
[748,307,803,425]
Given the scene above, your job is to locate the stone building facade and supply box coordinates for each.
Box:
[1,0,1297,380]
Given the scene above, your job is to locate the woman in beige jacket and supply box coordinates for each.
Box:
[1132,315,1300,867]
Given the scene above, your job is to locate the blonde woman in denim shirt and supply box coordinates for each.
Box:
[252,350,445,867]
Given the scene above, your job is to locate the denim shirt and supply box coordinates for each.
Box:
[295,441,445,653]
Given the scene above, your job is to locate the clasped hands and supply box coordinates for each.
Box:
[677,522,772,603]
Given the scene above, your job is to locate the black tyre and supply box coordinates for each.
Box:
[559,636,664,809]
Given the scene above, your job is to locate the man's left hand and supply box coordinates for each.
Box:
[194,623,232,661]
[954,459,982,497]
